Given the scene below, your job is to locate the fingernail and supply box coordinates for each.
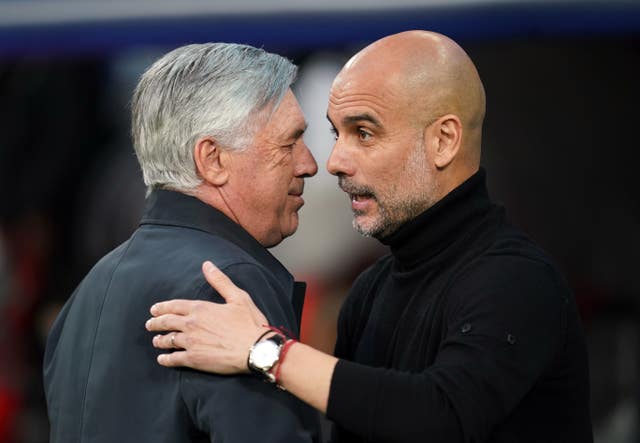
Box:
[145,319,152,329]
[150,304,157,315]
[204,261,214,272]
[157,355,166,364]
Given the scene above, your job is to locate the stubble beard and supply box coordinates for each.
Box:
[349,139,437,239]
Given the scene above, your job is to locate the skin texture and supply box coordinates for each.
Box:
[146,30,487,414]
[327,30,485,238]
[147,262,270,374]
[190,89,318,248]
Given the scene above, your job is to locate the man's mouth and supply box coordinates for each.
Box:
[288,185,305,208]
[289,180,305,197]
[339,177,376,204]
[350,193,373,202]
[339,176,377,213]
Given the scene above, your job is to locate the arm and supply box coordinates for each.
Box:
[328,256,568,442]
[146,261,338,413]
[147,258,567,442]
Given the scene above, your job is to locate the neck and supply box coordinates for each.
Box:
[438,163,480,201]
[185,184,240,225]
[381,168,494,269]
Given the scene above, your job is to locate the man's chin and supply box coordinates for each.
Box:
[353,216,383,238]
[277,214,299,243]
[260,223,297,249]
[353,213,404,240]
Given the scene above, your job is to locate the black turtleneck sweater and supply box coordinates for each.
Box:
[326,170,592,443]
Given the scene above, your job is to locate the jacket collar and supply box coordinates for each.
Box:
[140,189,296,298]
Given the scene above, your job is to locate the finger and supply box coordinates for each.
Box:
[202,261,249,304]
[157,351,188,367]
[150,299,195,316]
[152,332,184,350]
[145,313,186,332]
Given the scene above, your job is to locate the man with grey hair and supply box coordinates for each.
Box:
[43,43,320,442]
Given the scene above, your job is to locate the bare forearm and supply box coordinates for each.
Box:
[276,342,339,414]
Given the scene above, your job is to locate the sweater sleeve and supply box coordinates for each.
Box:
[327,256,568,443]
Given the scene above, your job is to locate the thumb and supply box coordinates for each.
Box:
[202,261,246,304]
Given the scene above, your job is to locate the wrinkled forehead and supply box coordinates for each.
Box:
[327,67,410,123]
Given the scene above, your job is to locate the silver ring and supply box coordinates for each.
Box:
[171,333,176,348]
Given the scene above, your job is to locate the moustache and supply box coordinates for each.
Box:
[338,176,377,200]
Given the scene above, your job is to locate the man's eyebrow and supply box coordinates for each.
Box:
[342,113,381,127]
[287,123,308,140]
[325,113,381,128]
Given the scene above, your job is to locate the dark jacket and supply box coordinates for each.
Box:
[328,169,592,443]
[44,190,319,443]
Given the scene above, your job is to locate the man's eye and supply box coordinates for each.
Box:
[329,127,338,140]
[358,128,372,141]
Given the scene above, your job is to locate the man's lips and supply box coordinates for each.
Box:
[338,176,376,212]
[350,193,372,202]
[288,180,304,197]
[349,193,374,212]
[288,188,305,207]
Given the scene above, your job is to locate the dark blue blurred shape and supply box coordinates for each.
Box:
[0,1,639,57]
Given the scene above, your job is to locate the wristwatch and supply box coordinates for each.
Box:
[248,334,285,383]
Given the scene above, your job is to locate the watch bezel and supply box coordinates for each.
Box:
[248,334,285,383]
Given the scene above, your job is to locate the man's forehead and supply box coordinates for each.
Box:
[330,69,405,105]
[327,85,399,127]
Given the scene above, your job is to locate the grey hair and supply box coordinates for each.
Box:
[131,43,297,193]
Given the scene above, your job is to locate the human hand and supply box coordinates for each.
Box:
[145,261,269,374]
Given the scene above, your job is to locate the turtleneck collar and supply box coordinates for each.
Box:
[380,168,494,269]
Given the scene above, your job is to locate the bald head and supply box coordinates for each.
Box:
[333,30,486,167]
[326,31,487,237]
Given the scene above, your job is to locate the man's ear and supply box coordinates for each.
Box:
[427,114,462,169]
[193,136,229,186]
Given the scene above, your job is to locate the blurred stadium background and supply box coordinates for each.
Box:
[0,0,639,441]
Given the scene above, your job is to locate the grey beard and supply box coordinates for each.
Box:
[353,194,428,240]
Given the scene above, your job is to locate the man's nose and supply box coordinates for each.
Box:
[294,142,318,178]
[326,140,354,177]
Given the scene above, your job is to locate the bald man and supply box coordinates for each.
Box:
[146,31,593,442]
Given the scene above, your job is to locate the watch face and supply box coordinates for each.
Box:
[251,340,280,370]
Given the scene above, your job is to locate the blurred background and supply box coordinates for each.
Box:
[0,0,638,441]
